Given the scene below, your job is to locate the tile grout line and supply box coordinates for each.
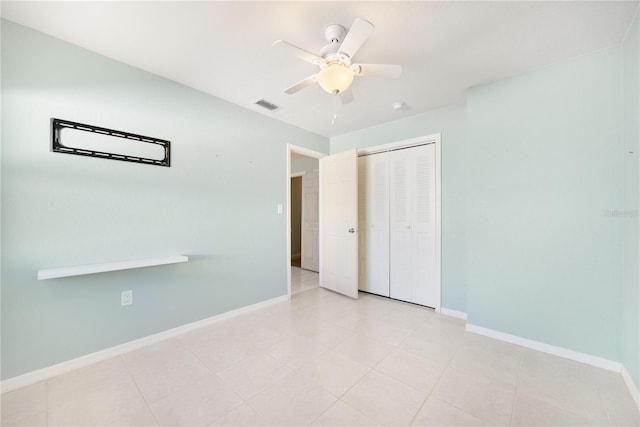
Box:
[428,335,509,426]
[44,379,49,427]
[208,388,246,427]
[121,354,161,427]
[406,383,434,425]
[304,395,338,426]
[367,307,450,424]
[596,384,615,427]
[507,351,525,426]
[306,297,396,426]
[517,351,622,424]
[184,334,267,417]
[406,331,459,427]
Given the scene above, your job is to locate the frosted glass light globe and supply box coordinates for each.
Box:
[317,63,354,94]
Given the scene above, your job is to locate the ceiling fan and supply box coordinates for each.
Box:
[273,18,402,104]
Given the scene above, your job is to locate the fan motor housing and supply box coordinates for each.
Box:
[320,24,347,58]
[322,52,352,67]
[324,24,346,43]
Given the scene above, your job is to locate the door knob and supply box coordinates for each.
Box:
[348,228,356,233]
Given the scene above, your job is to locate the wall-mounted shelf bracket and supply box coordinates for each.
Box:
[51,118,171,167]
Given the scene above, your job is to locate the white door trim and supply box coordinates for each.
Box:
[357,133,440,156]
[358,133,442,311]
[287,144,327,297]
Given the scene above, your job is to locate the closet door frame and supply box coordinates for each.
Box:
[357,134,442,311]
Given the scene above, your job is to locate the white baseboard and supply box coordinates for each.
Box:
[621,365,640,412]
[465,323,622,373]
[440,307,468,320]
[1,294,290,394]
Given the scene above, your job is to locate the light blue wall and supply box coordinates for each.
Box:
[0,20,328,380]
[331,104,468,313]
[465,47,624,361]
[623,9,640,392]
[331,45,630,366]
[291,157,319,174]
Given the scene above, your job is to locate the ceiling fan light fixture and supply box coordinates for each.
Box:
[316,63,354,94]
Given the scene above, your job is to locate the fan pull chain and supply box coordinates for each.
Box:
[332,90,338,125]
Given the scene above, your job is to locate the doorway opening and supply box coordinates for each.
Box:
[286,145,326,296]
[290,174,303,268]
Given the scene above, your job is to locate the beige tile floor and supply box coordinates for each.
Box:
[291,266,319,295]
[2,271,639,426]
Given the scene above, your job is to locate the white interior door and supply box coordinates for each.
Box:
[301,170,319,272]
[359,154,390,296]
[320,149,359,299]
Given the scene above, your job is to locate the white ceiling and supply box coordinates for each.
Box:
[2,1,638,137]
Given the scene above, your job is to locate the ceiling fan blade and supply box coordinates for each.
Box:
[340,88,354,104]
[273,40,324,65]
[354,63,402,78]
[338,18,374,59]
[284,74,318,94]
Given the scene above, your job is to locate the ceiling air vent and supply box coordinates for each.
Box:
[254,98,280,112]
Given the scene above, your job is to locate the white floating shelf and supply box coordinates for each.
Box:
[37,255,189,280]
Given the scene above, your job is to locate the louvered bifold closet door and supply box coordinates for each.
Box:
[358,154,390,296]
[389,149,412,303]
[389,144,437,307]
[412,144,437,307]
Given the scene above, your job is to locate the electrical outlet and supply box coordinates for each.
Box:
[121,290,133,306]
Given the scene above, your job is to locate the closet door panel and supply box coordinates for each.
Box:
[390,229,412,301]
[388,144,438,307]
[389,153,412,302]
[358,157,368,291]
[359,154,390,296]
[411,145,438,307]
